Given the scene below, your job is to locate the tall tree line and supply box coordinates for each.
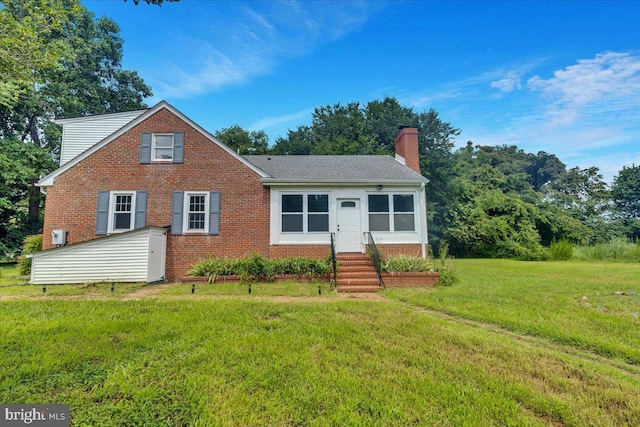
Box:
[0,0,151,256]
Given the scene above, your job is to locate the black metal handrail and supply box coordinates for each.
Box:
[330,232,337,287]
[365,231,385,289]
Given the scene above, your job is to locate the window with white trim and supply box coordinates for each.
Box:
[153,133,174,161]
[108,191,136,233]
[368,194,415,232]
[281,194,329,233]
[183,192,209,233]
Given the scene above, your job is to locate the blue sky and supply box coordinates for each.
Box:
[84,0,640,181]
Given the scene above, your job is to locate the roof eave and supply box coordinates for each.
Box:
[259,178,428,187]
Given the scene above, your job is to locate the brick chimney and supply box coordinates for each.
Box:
[394,126,420,174]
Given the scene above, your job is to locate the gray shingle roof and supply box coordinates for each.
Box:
[243,155,428,183]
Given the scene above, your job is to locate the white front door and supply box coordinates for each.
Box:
[337,199,362,252]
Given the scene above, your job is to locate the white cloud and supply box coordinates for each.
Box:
[527,52,640,126]
[149,1,377,99]
[404,57,547,109]
[490,72,522,93]
[249,108,313,132]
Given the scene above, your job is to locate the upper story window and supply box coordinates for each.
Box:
[140,132,184,164]
[281,193,329,233]
[368,193,415,232]
[153,134,174,161]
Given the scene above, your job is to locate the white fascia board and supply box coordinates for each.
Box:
[260,179,428,187]
[31,226,168,257]
[52,109,148,125]
[38,101,268,188]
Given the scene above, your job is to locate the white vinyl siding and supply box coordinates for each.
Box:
[58,110,146,165]
[30,228,166,285]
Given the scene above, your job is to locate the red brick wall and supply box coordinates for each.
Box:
[269,245,331,259]
[42,107,271,279]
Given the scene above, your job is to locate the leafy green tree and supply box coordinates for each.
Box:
[308,103,382,155]
[0,138,56,256]
[0,0,151,254]
[543,166,613,243]
[363,97,417,154]
[611,165,640,240]
[214,125,269,155]
[612,165,640,219]
[270,126,314,155]
[443,144,546,258]
[0,0,151,150]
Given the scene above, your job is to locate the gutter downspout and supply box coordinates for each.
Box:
[420,182,429,259]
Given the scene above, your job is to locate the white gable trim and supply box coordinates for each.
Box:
[38,101,268,187]
[53,109,148,125]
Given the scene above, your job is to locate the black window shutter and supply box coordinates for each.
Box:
[209,191,220,235]
[96,191,110,235]
[140,132,152,164]
[173,132,184,163]
[134,191,147,229]
[171,191,184,235]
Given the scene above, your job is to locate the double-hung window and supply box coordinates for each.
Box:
[368,194,415,232]
[281,194,329,233]
[140,132,184,164]
[183,192,209,233]
[153,134,174,161]
[108,191,136,233]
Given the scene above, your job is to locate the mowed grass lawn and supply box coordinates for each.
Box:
[0,260,639,426]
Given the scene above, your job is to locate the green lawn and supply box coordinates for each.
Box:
[0,263,27,285]
[384,259,640,364]
[1,260,639,426]
[159,281,336,297]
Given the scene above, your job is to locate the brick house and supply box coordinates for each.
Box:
[31,101,429,284]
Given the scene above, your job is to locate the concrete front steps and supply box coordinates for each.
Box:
[336,253,383,293]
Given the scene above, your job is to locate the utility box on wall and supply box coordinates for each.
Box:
[52,230,67,246]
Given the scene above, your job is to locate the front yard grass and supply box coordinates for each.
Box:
[1,259,639,426]
[0,263,27,285]
[158,281,336,297]
[384,259,640,364]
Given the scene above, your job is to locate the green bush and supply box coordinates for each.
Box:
[188,256,239,283]
[381,255,434,273]
[573,238,640,262]
[549,239,574,260]
[272,257,330,278]
[188,254,330,283]
[17,234,42,276]
[236,253,275,282]
[433,242,457,286]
